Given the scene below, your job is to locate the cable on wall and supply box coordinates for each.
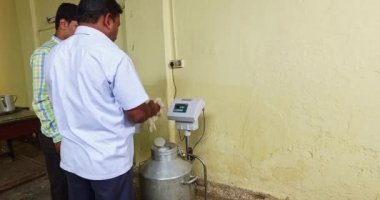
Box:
[193,109,206,150]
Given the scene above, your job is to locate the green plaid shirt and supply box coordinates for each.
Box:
[30,35,61,143]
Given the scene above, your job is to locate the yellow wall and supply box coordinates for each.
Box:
[13,0,81,109]
[12,0,125,109]
[124,0,172,163]
[11,0,380,199]
[126,0,380,199]
[0,0,28,106]
[10,0,169,164]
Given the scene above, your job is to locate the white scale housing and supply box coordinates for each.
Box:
[167,98,205,131]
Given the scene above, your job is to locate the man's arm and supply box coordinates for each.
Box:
[124,100,160,123]
[30,49,62,150]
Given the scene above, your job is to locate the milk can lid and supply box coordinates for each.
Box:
[154,137,166,147]
[151,137,177,156]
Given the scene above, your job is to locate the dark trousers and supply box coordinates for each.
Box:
[65,169,134,200]
[38,132,68,200]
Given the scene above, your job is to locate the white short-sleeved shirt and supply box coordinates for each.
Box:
[45,26,149,180]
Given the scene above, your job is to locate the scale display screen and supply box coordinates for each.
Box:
[173,103,188,113]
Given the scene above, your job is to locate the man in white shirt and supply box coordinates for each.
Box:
[45,0,160,199]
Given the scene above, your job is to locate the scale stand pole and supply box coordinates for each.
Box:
[184,130,192,160]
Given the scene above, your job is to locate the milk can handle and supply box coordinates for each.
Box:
[12,95,17,103]
[182,176,198,185]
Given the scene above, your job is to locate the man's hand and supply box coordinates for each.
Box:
[125,100,161,123]
[147,100,160,117]
[54,142,61,153]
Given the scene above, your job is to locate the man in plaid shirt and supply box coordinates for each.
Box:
[30,3,78,200]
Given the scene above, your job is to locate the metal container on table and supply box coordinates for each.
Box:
[0,95,17,113]
[139,138,196,200]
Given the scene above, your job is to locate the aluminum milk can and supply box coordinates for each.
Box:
[139,138,196,200]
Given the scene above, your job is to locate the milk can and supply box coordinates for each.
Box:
[139,138,196,200]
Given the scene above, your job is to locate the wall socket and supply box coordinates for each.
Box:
[169,59,184,69]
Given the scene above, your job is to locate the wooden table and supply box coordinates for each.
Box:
[0,109,40,160]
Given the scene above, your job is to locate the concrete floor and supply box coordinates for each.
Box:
[0,141,211,200]
[0,175,51,200]
[0,141,278,200]
[0,140,50,200]
[0,175,211,200]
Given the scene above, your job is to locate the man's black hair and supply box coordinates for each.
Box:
[78,0,123,24]
[55,3,78,30]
